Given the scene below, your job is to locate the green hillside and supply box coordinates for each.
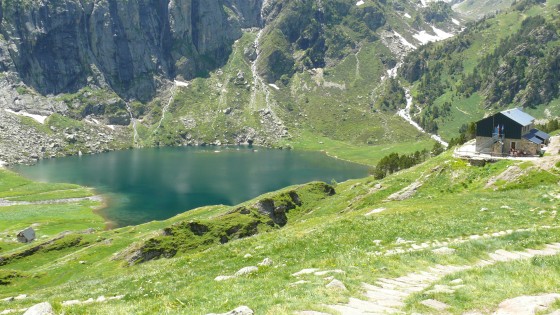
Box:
[399,0,560,140]
[1,145,559,314]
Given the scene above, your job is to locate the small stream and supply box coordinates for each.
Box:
[398,88,449,147]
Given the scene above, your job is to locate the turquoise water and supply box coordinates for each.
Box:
[12,146,369,227]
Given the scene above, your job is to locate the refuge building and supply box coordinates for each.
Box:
[475,108,550,156]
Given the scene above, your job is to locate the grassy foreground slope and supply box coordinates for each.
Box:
[1,145,560,314]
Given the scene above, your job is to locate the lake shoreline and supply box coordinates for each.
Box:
[11,146,369,227]
[91,192,119,230]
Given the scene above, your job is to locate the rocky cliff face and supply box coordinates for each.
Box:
[0,0,262,102]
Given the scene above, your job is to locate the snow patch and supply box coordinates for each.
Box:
[413,25,453,45]
[356,0,365,5]
[5,109,48,124]
[394,31,417,50]
[268,83,280,90]
[386,63,401,79]
[452,18,460,26]
[174,80,189,87]
[404,13,412,18]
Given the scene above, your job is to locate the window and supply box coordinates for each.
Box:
[511,141,516,150]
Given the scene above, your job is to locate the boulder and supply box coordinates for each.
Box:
[432,247,456,255]
[214,275,234,281]
[257,258,273,266]
[17,227,35,243]
[207,305,254,315]
[235,266,258,276]
[420,299,450,311]
[23,302,54,315]
[325,279,347,291]
[494,294,560,315]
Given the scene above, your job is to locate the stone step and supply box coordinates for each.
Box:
[363,292,405,307]
[348,298,402,314]
[417,271,441,281]
[391,277,421,286]
[475,259,494,267]
[403,273,430,282]
[420,299,450,311]
[377,278,415,288]
[526,248,558,256]
[374,281,398,290]
[494,250,523,260]
[328,304,370,315]
[325,243,560,315]
[512,251,534,258]
[399,285,427,294]
[489,252,513,262]
[544,243,560,251]
[362,283,408,298]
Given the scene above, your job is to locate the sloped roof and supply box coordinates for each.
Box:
[501,108,535,126]
[523,134,543,144]
[532,129,550,141]
[522,128,550,144]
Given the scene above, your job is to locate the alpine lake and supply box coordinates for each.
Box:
[11,146,369,227]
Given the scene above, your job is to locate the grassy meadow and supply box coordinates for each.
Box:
[0,147,558,314]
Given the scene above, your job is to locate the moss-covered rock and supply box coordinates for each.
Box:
[123,182,336,265]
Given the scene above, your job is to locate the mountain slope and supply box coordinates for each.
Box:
[397,0,560,140]
[0,0,466,165]
[1,143,559,314]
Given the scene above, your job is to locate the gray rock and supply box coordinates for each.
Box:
[292,268,320,277]
[432,247,456,255]
[425,284,455,294]
[214,275,234,281]
[450,278,463,285]
[62,300,81,306]
[494,294,560,315]
[17,228,35,243]
[421,299,450,311]
[325,279,347,291]
[257,257,273,266]
[0,0,263,102]
[14,294,27,300]
[235,266,258,276]
[207,305,254,315]
[244,47,257,61]
[23,302,54,315]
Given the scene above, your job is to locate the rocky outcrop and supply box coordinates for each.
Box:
[0,109,130,165]
[120,182,336,265]
[0,0,264,102]
[255,190,302,226]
